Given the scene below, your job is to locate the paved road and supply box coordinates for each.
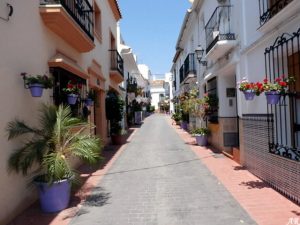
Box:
[70,114,256,225]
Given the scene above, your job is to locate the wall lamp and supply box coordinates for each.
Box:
[195,45,207,66]
[0,3,13,22]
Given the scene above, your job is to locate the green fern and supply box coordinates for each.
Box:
[6,104,102,184]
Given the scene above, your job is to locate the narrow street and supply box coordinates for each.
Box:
[70,114,256,225]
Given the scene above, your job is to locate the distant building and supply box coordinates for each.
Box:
[150,79,165,111]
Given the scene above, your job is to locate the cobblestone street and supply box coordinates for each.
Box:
[70,114,256,225]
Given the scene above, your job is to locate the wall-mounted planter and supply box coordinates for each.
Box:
[243,90,255,101]
[265,91,281,104]
[67,94,78,105]
[85,98,93,106]
[29,84,44,97]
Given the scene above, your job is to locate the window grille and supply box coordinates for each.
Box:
[51,67,88,120]
[265,28,300,161]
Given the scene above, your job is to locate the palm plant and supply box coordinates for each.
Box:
[6,104,102,184]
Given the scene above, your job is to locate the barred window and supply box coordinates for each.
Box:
[51,67,88,120]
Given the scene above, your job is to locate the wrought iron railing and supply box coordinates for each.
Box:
[110,50,124,77]
[183,53,196,77]
[258,0,293,26]
[179,65,184,84]
[264,28,300,162]
[40,0,94,41]
[205,5,235,54]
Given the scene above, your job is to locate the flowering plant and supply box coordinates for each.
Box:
[20,72,53,89]
[63,80,82,95]
[237,78,264,96]
[262,75,295,94]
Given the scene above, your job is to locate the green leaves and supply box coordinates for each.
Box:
[6,104,102,185]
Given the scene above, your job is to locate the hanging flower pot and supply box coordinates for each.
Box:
[265,91,281,104]
[243,90,255,101]
[29,83,44,97]
[67,94,78,105]
[85,98,94,106]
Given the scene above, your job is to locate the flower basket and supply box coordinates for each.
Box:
[265,91,281,104]
[67,94,78,105]
[29,83,44,97]
[243,90,255,101]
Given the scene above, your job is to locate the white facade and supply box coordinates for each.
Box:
[0,0,122,223]
[172,0,300,203]
[150,79,165,110]
[165,72,174,113]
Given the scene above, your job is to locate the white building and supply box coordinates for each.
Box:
[150,79,166,111]
[0,0,123,223]
[172,0,300,204]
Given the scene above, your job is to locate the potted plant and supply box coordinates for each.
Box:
[86,89,96,106]
[6,104,102,213]
[191,127,210,146]
[110,121,126,145]
[105,92,125,145]
[237,78,263,100]
[21,72,53,97]
[63,81,82,105]
[262,76,295,104]
[171,112,182,125]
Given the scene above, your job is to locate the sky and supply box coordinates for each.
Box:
[117,0,191,75]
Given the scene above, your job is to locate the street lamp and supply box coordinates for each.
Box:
[195,45,207,66]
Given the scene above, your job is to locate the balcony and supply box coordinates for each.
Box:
[179,53,197,85]
[179,65,184,84]
[40,0,95,52]
[110,50,124,83]
[205,5,236,61]
[258,0,300,33]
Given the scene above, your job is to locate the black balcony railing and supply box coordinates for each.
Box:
[259,0,293,26]
[40,0,94,41]
[205,5,235,54]
[184,53,196,77]
[110,50,124,77]
[179,65,184,84]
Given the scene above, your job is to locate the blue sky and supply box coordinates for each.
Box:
[117,0,191,75]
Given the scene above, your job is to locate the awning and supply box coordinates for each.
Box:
[48,53,89,79]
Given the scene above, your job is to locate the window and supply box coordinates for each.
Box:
[94,2,102,43]
[51,67,89,120]
[265,28,300,161]
[207,77,218,123]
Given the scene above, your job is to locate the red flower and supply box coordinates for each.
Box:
[67,83,74,89]
[279,81,287,87]
[263,78,268,83]
[78,83,82,89]
[275,77,281,82]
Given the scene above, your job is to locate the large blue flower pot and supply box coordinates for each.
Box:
[265,91,280,104]
[35,179,71,213]
[195,135,208,146]
[29,84,44,97]
[67,94,78,105]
